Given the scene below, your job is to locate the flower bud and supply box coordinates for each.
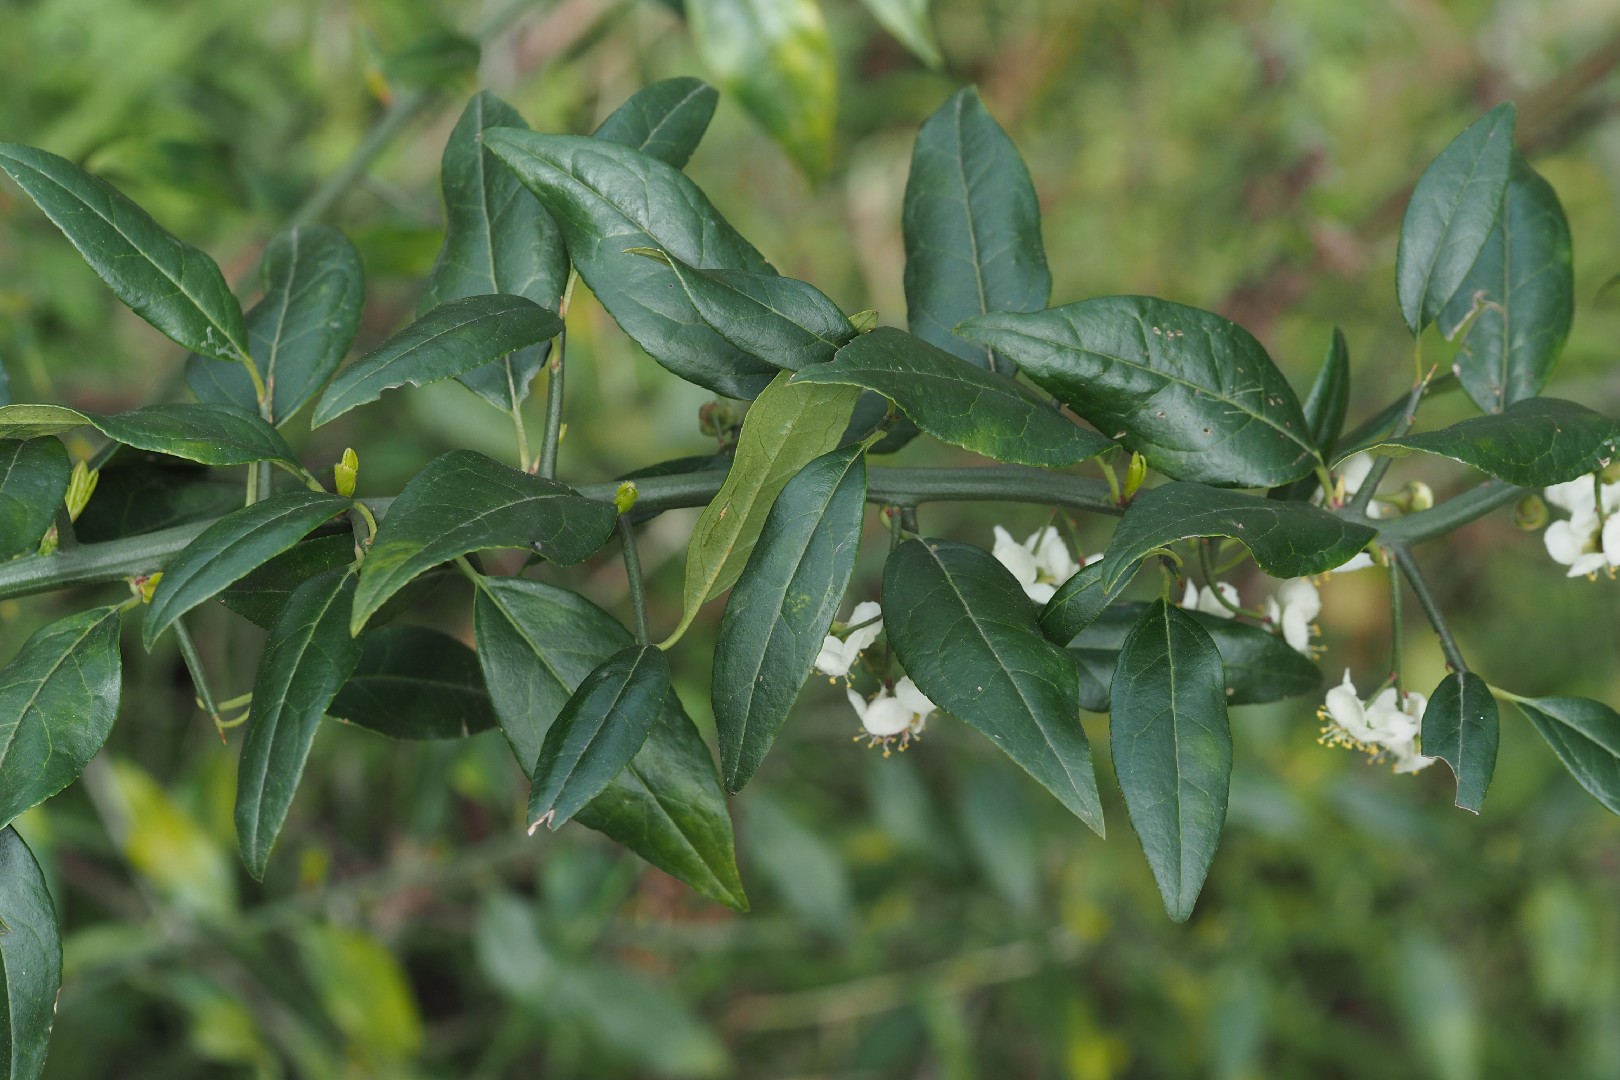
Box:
[334,448,359,498]
[848,309,879,334]
[614,481,639,515]
[1514,493,1548,531]
[1403,480,1434,512]
[64,460,98,522]
[1123,452,1148,500]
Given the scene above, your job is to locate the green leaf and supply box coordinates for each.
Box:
[1304,326,1351,457]
[143,491,353,649]
[0,826,60,1080]
[0,142,249,363]
[882,538,1104,834]
[482,130,778,399]
[353,449,616,635]
[1110,600,1230,922]
[859,0,942,67]
[593,77,719,168]
[0,606,123,830]
[234,568,362,879]
[687,0,837,181]
[1422,671,1499,814]
[1037,558,1135,646]
[311,295,563,427]
[1515,696,1620,816]
[187,225,365,423]
[422,92,569,411]
[72,456,240,543]
[0,438,69,560]
[792,327,1113,468]
[528,644,670,831]
[0,360,9,406]
[0,403,299,469]
[1099,483,1377,593]
[668,373,861,643]
[904,87,1049,369]
[712,443,866,792]
[328,625,497,740]
[1395,103,1516,335]
[217,535,356,629]
[957,298,1318,486]
[1369,397,1620,487]
[1440,156,1574,412]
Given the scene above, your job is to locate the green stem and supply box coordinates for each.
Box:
[172,619,221,722]
[1346,369,1431,517]
[1388,544,1468,673]
[1370,479,1526,545]
[1387,554,1404,694]
[538,274,577,481]
[510,399,532,473]
[618,516,651,645]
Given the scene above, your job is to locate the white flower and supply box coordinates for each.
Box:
[848,676,935,755]
[1317,670,1436,774]
[1181,579,1239,619]
[814,600,883,679]
[1541,473,1620,578]
[1263,578,1321,655]
[992,525,1081,603]
[1332,552,1376,573]
[1337,453,1385,519]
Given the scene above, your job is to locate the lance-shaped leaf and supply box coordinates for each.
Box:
[1368,397,1620,487]
[1422,671,1499,814]
[234,569,362,879]
[0,438,70,560]
[143,491,353,649]
[1305,327,1351,457]
[0,606,123,830]
[668,373,860,643]
[217,535,358,629]
[482,130,778,399]
[312,296,563,427]
[860,0,942,67]
[712,443,866,792]
[904,87,1049,369]
[883,538,1104,834]
[328,625,497,740]
[1514,696,1620,816]
[421,92,569,411]
[0,826,60,1080]
[528,644,669,832]
[687,0,837,181]
[958,298,1318,486]
[0,142,249,363]
[354,449,616,635]
[187,224,365,423]
[0,402,299,468]
[1099,483,1377,593]
[1110,600,1230,922]
[1038,558,1136,646]
[593,77,719,168]
[792,327,1113,468]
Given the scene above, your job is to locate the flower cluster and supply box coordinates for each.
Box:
[814,601,936,754]
[991,525,1097,603]
[1542,474,1620,578]
[1317,670,1435,774]
[1179,574,1323,656]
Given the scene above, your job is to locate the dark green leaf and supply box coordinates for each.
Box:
[143,491,353,649]
[0,403,299,468]
[958,298,1318,486]
[883,538,1104,834]
[1111,600,1230,922]
[483,130,779,398]
[187,225,365,423]
[217,535,355,629]
[0,606,123,830]
[0,438,69,560]
[0,826,60,1080]
[904,87,1049,369]
[312,295,563,427]
[1440,155,1574,411]
[1370,397,1620,487]
[0,360,9,406]
[793,327,1114,468]
[0,142,249,363]
[1396,103,1516,335]
[1037,558,1134,646]
[860,0,942,67]
[1099,483,1377,592]
[71,456,240,543]
[353,449,616,634]
[528,645,670,831]
[593,77,719,168]
[1422,672,1499,814]
[713,443,866,792]
[1304,326,1351,457]
[1515,695,1620,815]
[328,625,496,740]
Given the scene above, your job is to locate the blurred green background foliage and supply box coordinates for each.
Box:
[4,0,1620,1076]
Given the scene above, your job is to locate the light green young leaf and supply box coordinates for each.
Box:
[0,438,70,560]
[0,826,61,1080]
[859,0,942,67]
[328,625,497,741]
[1368,397,1619,487]
[1422,672,1499,814]
[1515,695,1620,816]
[0,402,299,469]
[593,77,719,168]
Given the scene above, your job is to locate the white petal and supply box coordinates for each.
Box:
[1603,515,1620,566]
[1338,453,1374,494]
[1281,607,1314,654]
[1264,597,1281,624]
[1026,581,1058,604]
[1029,527,1080,582]
[1276,578,1321,622]
[894,676,935,718]
[1331,552,1375,573]
[992,526,1039,587]
[1182,580,1201,609]
[1197,584,1238,618]
[1391,747,1437,774]
[847,600,883,626]
[845,687,869,720]
[1544,476,1599,516]
[1567,553,1607,578]
[1081,552,1105,567]
[1544,519,1593,566]
[814,637,854,677]
[861,694,914,737]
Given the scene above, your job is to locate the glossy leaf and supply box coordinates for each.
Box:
[0,606,123,830]
[883,538,1104,834]
[353,449,616,635]
[859,0,942,67]
[187,224,365,423]
[1099,483,1378,593]
[143,491,353,649]
[328,625,497,740]
[592,77,719,168]
[958,298,1318,486]
[422,92,569,410]
[0,826,60,1080]
[1371,397,1620,487]
[1304,326,1351,457]
[482,130,778,398]
[0,438,69,560]
[1037,558,1135,646]
[72,456,240,543]
[528,645,669,831]
[1395,103,1516,335]
[904,87,1049,369]
[1515,696,1620,815]
[793,327,1113,467]
[1422,671,1499,814]
[217,535,356,629]
[234,568,362,879]
[0,402,299,468]
[712,443,866,791]
[1110,600,1230,922]
[687,0,837,181]
[0,142,249,363]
